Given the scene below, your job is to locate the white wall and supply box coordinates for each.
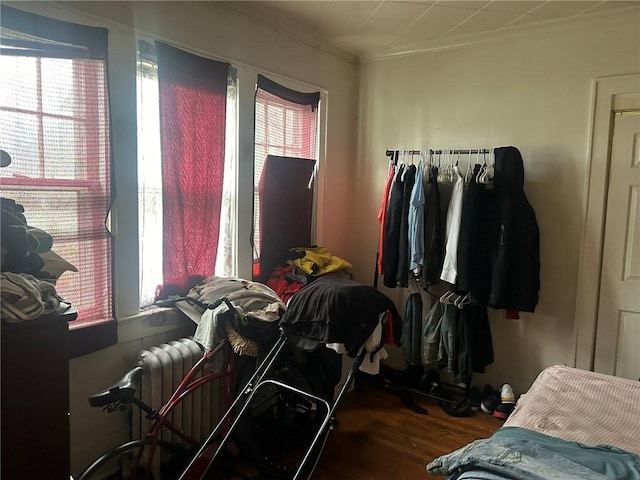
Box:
[4,2,358,476]
[349,12,640,394]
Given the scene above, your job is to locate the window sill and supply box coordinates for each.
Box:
[117,307,194,344]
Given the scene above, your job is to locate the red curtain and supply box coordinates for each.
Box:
[156,42,230,294]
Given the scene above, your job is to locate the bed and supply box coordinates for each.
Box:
[427,365,640,479]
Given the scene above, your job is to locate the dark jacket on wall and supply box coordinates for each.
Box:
[488,146,540,312]
[457,163,492,305]
[383,165,405,288]
[422,166,446,286]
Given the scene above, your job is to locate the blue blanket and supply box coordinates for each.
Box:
[427,427,640,480]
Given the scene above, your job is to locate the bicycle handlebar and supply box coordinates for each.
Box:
[155,296,235,314]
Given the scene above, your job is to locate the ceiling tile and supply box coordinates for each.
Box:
[462,9,522,28]
[359,17,414,35]
[482,1,546,14]
[415,4,478,25]
[372,1,434,21]
[532,1,601,18]
[390,21,452,43]
[335,32,396,50]
[436,0,490,9]
[314,15,369,36]
[324,0,382,17]
[505,13,552,27]
[583,1,640,14]
[217,0,639,59]
[442,23,496,37]
[263,1,329,18]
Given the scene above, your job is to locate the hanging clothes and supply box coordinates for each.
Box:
[488,146,540,313]
[377,164,396,276]
[383,164,405,288]
[438,303,459,373]
[401,291,423,366]
[422,300,443,366]
[408,161,425,274]
[455,305,494,386]
[422,166,445,286]
[396,163,416,288]
[440,165,465,285]
[457,163,492,305]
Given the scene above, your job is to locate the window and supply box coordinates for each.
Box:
[136,43,163,307]
[252,75,320,279]
[136,41,235,306]
[0,6,115,354]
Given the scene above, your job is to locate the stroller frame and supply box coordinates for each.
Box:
[179,330,367,480]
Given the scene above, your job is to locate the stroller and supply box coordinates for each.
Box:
[177,275,400,480]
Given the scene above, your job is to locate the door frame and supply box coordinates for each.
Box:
[574,73,640,371]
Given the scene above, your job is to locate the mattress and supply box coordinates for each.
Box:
[504,364,640,455]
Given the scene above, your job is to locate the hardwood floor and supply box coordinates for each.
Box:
[310,380,503,480]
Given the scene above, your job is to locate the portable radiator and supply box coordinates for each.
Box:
[132,337,224,444]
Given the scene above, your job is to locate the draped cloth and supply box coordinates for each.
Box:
[280,276,400,357]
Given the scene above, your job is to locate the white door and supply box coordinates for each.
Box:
[593,103,640,381]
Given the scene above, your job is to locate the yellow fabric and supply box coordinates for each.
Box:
[289,246,352,275]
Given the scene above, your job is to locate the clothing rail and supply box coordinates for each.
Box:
[385,148,492,160]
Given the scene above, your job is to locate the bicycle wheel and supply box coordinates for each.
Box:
[234,355,329,480]
[76,438,193,480]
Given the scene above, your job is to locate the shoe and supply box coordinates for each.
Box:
[500,384,515,404]
[440,399,472,418]
[480,388,500,414]
[419,369,440,394]
[469,387,482,412]
[493,402,515,420]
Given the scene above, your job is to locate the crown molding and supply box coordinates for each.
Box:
[359,6,640,63]
[212,2,359,65]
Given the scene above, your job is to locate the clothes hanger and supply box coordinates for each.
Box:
[452,150,462,182]
[476,149,487,183]
[454,292,472,309]
[400,151,408,180]
[445,149,453,183]
[479,148,494,184]
[437,151,447,183]
[464,150,473,184]
[477,148,486,182]
[439,290,459,305]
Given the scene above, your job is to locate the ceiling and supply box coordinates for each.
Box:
[216,0,639,61]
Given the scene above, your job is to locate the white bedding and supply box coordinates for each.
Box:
[504,365,640,455]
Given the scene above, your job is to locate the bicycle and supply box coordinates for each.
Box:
[77,295,330,480]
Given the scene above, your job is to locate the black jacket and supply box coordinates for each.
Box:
[280,276,401,357]
[488,147,540,312]
[457,164,492,305]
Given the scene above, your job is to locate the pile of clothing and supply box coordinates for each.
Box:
[175,276,286,358]
[266,246,352,303]
[1,194,76,322]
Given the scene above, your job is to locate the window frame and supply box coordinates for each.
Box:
[252,85,321,275]
[0,5,116,356]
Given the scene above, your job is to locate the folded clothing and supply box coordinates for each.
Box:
[1,272,60,322]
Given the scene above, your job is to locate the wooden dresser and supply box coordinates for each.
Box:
[1,307,76,479]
